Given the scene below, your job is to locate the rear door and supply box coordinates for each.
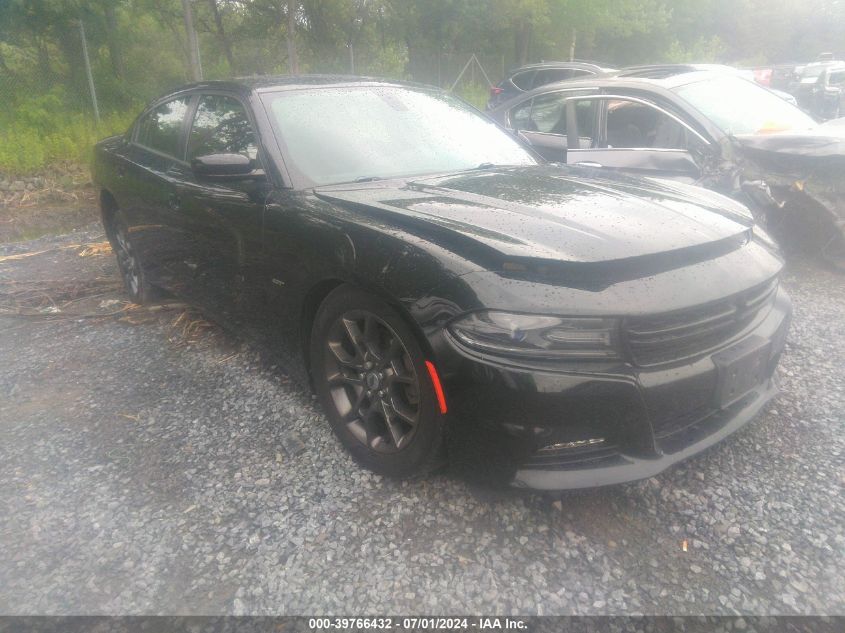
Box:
[564,95,711,181]
[125,95,193,288]
[507,89,598,162]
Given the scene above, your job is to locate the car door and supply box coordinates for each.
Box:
[564,95,711,181]
[123,95,193,288]
[821,69,845,118]
[507,89,598,162]
[174,92,269,324]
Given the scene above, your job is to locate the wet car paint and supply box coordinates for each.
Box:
[92,77,791,490]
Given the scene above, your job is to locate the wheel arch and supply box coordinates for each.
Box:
[299,277,439,390]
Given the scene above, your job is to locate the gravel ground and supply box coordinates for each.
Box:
[0,224,843,616]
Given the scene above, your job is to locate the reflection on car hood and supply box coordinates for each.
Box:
[315,165,752,265]
[735,123,845,158]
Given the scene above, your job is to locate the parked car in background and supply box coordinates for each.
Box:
[92,76,791,490]
[614,64,797,104]
[788,60,845,111]
[769,64,803,91]
[751,66,774,87]
[806,62,845,119]
[488,69,845,270]
[486,61,615,110]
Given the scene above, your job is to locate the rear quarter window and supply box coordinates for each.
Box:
[532,68,575,88]
[511,70,536,91]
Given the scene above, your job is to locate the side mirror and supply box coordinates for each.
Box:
[191,153,255,177]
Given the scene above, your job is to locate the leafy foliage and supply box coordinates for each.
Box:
[1,0,844,173]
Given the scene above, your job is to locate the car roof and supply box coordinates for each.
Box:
[496,69,727,98]
[801,61,845,72]
[160,74,438,98]
[508,61,615,75]
[611,64,746,80]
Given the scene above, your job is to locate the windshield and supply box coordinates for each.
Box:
[674,76,817,135]
[263,86,537,186]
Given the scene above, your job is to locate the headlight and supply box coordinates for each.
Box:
[447,311,620,360]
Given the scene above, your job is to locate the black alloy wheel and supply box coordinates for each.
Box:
[324,309,421,452]
[311,285,445,478]
[109,211,157,304]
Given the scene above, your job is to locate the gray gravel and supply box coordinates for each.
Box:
[0,226,843,616]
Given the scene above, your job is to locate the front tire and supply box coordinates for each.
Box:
[310,285,445,478]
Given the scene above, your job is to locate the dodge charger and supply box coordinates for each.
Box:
[91,76,791,490]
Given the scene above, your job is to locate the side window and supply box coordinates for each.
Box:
[509,99,533,130]
[572,99,599,141]
[605,99,689,150]
[136,97,189,157]
[528,92,568,134]
[511,93,598,138]
[828,70,845,86]
[532,68,574,89]
[188,94,259,163]
[511,70,536,91]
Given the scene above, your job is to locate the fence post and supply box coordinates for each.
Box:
[78,19,100,124]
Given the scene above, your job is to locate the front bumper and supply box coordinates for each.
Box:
[437,287,792,490]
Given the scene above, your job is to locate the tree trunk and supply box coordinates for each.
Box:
[36,37,52,83]
[286,0,299,75]
[57,24,89,107]
[207,0,235,72]
[515,20,532,67]
[104,3,125,79]
[569,28,576,61]
[181,0,202,81]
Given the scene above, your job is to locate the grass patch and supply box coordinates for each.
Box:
[454,82,491,110]
[0,111,135,175]
[0,163,99,243]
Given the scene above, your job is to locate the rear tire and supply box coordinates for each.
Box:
[107,211,159,304]
[310,285,445,478]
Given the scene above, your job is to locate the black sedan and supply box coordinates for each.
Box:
[92,76,791,490]
[487,69,845,270]
[486,61,615,110]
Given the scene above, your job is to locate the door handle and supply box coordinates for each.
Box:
[168,193,181,211]
[575,161,603,168]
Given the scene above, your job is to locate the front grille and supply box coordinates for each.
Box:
[625,279,778,366]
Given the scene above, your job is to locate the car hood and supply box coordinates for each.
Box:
[735,123,845,158]
[314,165,753,265]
